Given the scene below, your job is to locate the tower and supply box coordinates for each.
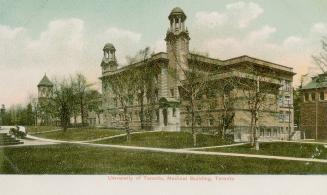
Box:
[101,43,117,72]
[37,74,53,100]
[158,7,190,131]
[37,74,53,125]
[165,7,190,81]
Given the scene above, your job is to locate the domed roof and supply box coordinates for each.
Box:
[103,43,116,51]
[168,7,186,20]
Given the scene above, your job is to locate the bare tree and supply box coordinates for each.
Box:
[109,71,139,141]
[312,37,327,73]
[219,78,237,139]
[170,54,210,147]
[236,65,279,147]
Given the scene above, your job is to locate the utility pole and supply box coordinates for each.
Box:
[315,87,318,140]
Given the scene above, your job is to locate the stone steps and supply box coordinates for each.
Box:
[0,133,23,145]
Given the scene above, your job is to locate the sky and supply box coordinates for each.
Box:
[1,0,327,107]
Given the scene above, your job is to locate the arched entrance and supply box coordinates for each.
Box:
[163,108,168,126]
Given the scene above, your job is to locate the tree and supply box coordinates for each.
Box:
[26,103,34,126]
[172,54,210,147]
[71,74,92,126]
[28,94,39,126]
[312,37,327,73]
[109,68,141,141]
[218,78,237,139]
[52,78,75,131]
[86,89,102,125]
[236,65,279,147]
[128,47,156,129]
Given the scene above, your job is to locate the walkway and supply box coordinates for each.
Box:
[24,134,327,164]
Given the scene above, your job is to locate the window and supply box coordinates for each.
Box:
[208,117,214,126]
[304,93,309,102]
[185,118,189,126]
[209,101,217,110]
[113,97,118,107]
[311,92,316,101]
[284,95,291,106]
[206,89,216,98]
[156,110,159,122]
[170,88,174,97]
[260,128,264,136]
[129,113,133,121]
[172,107,176,117]
[278,111,283,122]
[285,111,290,122]
[128,95,133,105]
[320,92,325,100]
[196,116,202,126]
[266,129,271,137]
[186,106,190,113]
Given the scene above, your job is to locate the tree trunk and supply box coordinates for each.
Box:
[190,96,197,147]
[250,112,255,146]
[193,133,197,147]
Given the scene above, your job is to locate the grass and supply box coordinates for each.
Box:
[34,128,125,141]
[26,126,58,134]
[205,142,327,159]
[0,144,327,174]
[94,131,233,149]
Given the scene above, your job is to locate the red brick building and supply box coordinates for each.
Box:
[301,73,327,139]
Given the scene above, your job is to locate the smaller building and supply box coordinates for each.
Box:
[37,74,54,125]
[300,73,327,139]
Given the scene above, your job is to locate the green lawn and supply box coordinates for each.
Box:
[26,126,58,134]
[94,131,233,149]
[34,128,125,141]
[205,142,327,159]
[0,144,327,174]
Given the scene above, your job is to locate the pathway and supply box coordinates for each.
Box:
[24,134,327,164]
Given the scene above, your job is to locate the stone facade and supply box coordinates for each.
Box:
[99,7,295,142]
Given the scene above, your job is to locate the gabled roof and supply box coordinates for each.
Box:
[37,74,53,87]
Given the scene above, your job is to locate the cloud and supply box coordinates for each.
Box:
[100,27,142,65]
[198,24,317,86]
[0,18,142,106]
[195,1,263,29]
[104,27,141,43]
[153,40,166,53]
[311,22,327,34]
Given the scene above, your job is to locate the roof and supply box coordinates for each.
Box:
[103,43,115,51]
[169,7,186,20]
[302,74,327,90]
[101,52,295,79]
[37,74,53,87]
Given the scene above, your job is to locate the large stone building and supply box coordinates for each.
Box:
[100,7,295,142]
[301,73,327,139]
